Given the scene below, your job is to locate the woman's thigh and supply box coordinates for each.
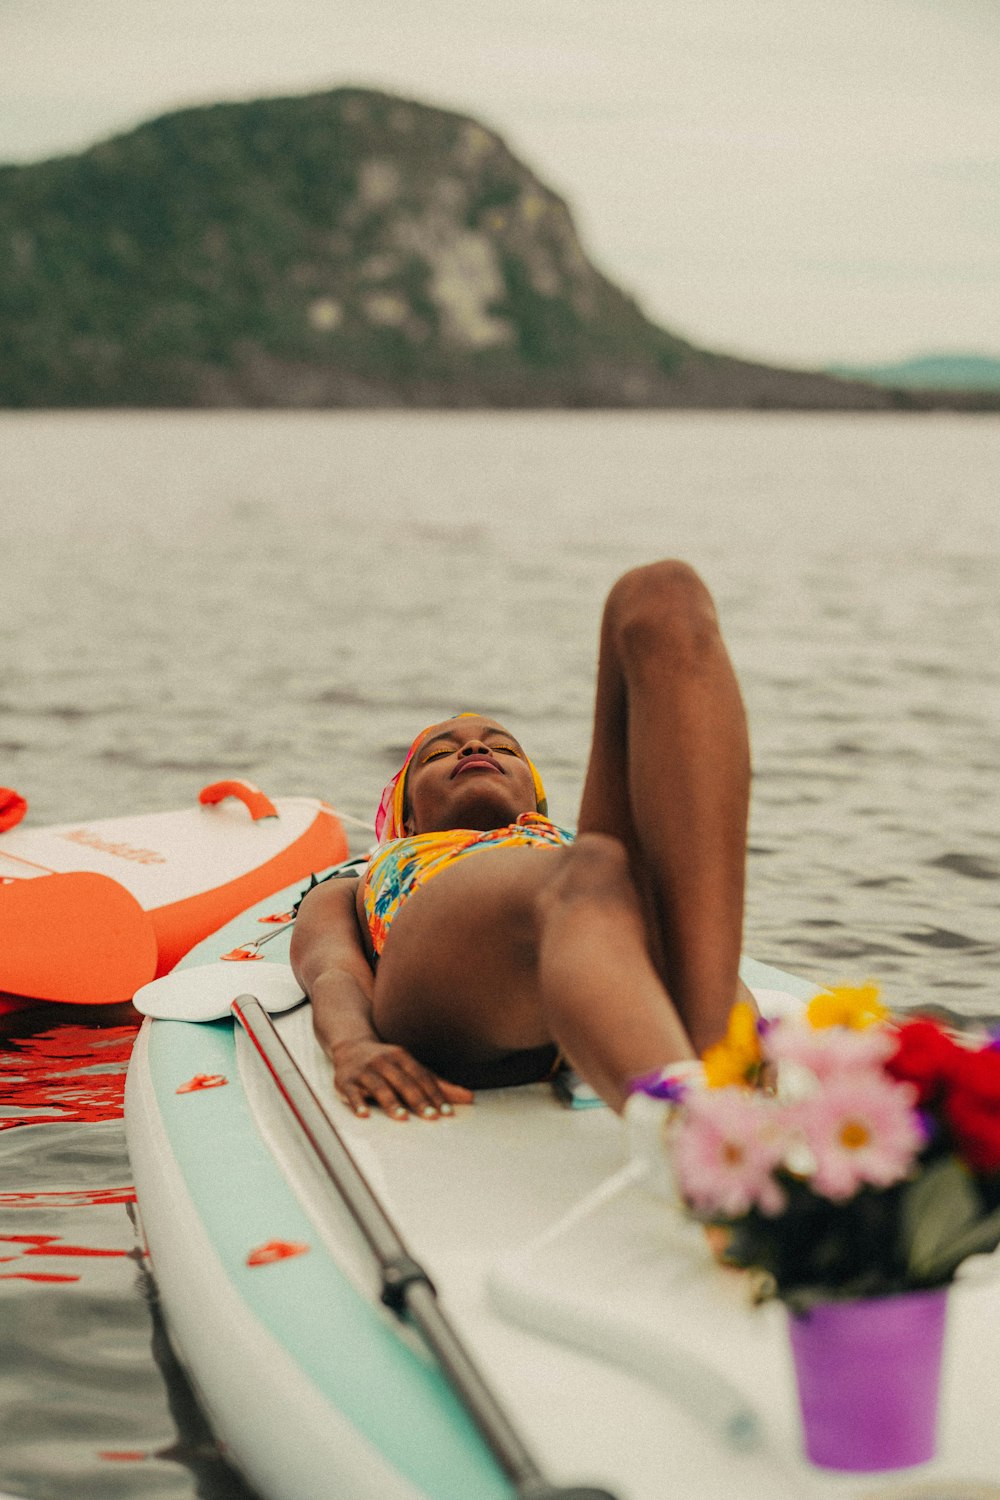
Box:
[371,844,568,1086]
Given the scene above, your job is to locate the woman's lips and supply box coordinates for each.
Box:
[452,756,503,777]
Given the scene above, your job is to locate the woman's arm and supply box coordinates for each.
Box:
[290,877,472,1120]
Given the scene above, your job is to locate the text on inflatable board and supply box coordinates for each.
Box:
[59,829,167,865]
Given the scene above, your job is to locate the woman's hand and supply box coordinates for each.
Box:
[291,877,472,1121]
[331,1038,474,1121]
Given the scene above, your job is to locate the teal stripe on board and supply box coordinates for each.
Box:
[150,951,512,1497]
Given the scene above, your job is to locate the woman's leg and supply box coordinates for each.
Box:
[575,559,751,1056]
[371,840,694,1107]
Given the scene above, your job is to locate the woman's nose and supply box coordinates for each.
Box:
[458,739,489,756]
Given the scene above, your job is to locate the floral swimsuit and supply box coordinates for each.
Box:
[362,812,574,961]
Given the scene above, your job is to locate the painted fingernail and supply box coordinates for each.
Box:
[419,1105,438,1119]
[439,1103,454,1115]
[392,1106,408,1119]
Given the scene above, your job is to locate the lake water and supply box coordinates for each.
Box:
[2,410,999,1498]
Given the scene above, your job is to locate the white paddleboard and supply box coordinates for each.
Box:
[125,887,1000,1500]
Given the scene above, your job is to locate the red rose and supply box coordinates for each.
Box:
[944,1046,1000,1174]
[886,1018,966,1106]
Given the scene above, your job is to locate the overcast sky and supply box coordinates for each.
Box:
[2,0,997,368]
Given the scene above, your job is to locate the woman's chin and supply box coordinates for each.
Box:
[430,788,531,833]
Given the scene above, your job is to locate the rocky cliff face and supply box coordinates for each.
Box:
[0,87,979,409]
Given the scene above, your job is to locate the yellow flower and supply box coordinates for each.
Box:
[703,1001,762,1088]
[806,982,887,1031]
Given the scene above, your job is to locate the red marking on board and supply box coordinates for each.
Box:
[246,1239,310,1266]
[0,1022,138,1132]
[176,1073,228,1094]
[98,1451,148,1462]
[0,1233,60,1245]
[258,911,294,924]
[220,947,264,962]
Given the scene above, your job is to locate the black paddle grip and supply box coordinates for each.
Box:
[380,1253,435,1312]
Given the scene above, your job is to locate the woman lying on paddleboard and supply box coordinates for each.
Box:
[291,559,752,1120]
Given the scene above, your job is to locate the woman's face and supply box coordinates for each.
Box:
[402,716,538,834]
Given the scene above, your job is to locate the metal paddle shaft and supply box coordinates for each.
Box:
[231,995,619,1500]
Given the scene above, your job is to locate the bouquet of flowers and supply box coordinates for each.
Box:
[666,986,1000,1312]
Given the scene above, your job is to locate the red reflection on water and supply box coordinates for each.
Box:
[0,1020,139,1131]
[0,1186,136,1208]
[0,995,34,1018]
[0,1230,139,1280]
[0,1236,130,1258]
[0,1271,81,1283]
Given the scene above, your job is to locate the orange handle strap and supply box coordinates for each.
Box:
[0,788,28,833]
[198,780,278,821]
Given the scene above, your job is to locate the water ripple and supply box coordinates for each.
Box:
[928,852,1000,881]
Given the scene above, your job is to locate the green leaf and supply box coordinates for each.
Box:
[902,1157,980,1280]
[923,1203,1000,1282]
[902,1157,1000,1283]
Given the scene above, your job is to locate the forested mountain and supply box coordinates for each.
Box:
[2,88,993,409]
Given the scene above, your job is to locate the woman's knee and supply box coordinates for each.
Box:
[603,559,720,673]
[535,832,637,922]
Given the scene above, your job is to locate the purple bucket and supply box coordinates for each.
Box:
[788,1289,947,1471]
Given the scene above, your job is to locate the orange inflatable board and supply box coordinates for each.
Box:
[0,782,347,1006]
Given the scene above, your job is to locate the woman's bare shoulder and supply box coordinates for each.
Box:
[291,872,374,977]
[293,873,361,935]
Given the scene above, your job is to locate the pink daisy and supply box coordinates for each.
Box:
[764,1018,895,1081]
[672,1087,789,1219]
[796,1071,923,1201]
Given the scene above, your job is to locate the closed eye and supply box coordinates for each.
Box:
[420,735,522,763]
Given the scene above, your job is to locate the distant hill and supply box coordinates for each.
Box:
[828,355,1000,393]
[1,87,995,410]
